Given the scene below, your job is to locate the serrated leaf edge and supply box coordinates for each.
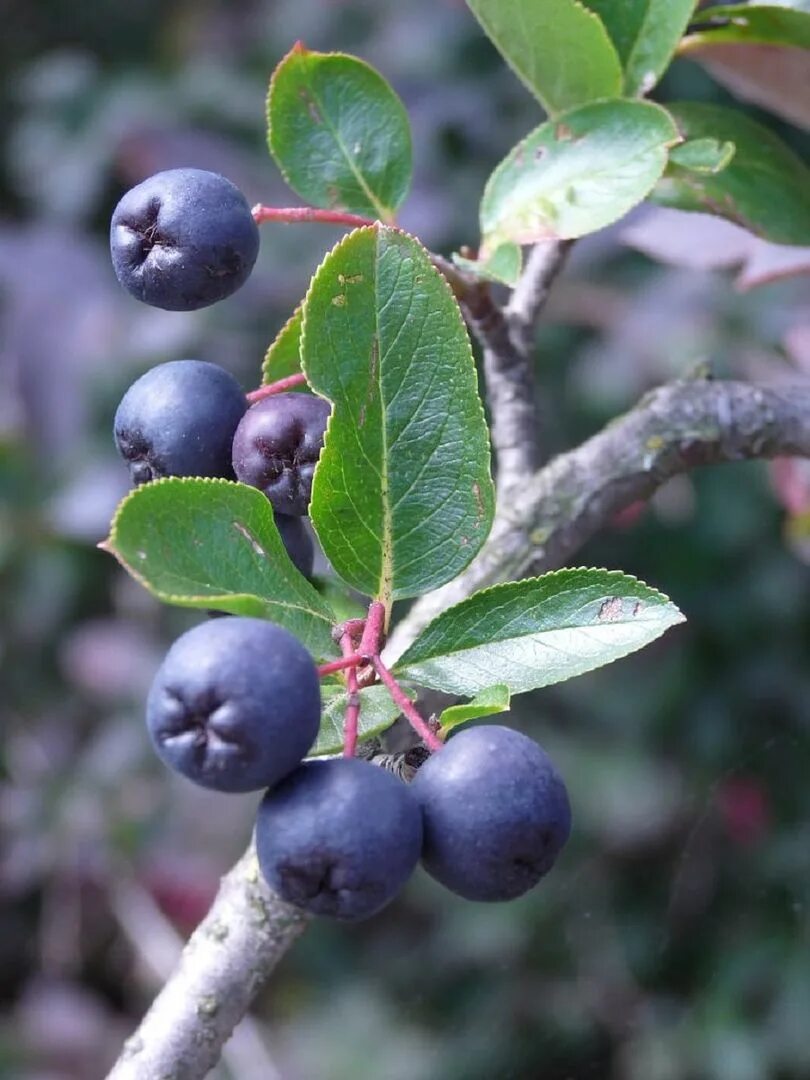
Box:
[261,303,304,385]
[103,476,336,631]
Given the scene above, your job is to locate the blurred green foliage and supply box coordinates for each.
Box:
[0,2,808,1078]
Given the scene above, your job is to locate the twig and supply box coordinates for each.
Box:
[434,244,570,486]
[504,241,573,356]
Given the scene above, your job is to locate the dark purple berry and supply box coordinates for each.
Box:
[411,725,571,901]
[255,758,423,920]
[276,513,315,578]
[146,618,320,793]
[114,360,246,484]
[110,168,260,311]
[232,393,331,515]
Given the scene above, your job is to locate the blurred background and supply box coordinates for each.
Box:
[1,1,809,1078]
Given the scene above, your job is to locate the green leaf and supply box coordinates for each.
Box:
[652,103,810,245]
[311,683,405,756]
[395,568,684,696]
[465,0,622,115]
[681,4,810,49]
[453,242,523,287]
[302,225,495,604]
[438,684,511,734]
[102,478,337,659]
[480,100,679,251]
[261,306,310,391]
[582,1,698,95]
[267,44,412,221]
[669,137,736,173]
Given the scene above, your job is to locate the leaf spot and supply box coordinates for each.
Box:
[233,522,267,559]
[338,273,364,285]
[331,294,347,307]
[598,597,625,622]
[298,88,322,124]
[555,123,574,141]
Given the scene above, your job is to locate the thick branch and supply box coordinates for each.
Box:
[107,846,309,1080]
[386,378,810,659]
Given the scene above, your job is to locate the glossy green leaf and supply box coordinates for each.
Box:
[438,684,511,734]
[102,478,336,659]
[669,137,736,173]
[681,4,810,49]
[261,306,310,391]
[311,683,405,756]
[465,0,622,115]
[480,100,679,251]
[453,242,523,286]
[652,103,810,245]
[267,44,412,221]
[582,1,698,95]
[303,226,494,604]
[396,568,684,696]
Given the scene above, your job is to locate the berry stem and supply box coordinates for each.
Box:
[252,205,378,229]
[360,601,387,658]
[317,653,365,678]
[372,655,443,753]
[341,632,361,758]
[246,373,308,404]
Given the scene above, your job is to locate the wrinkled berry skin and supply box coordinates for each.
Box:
[276,513,315,579]
[232,393,331,515]
[114,360,246,485]
[255,758,423,920]
[110,169,260,311]
[146,618,320,793]
[411,725,571,902]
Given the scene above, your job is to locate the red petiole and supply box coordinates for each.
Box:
[252,205,377,229]
[319,600,442,755]
[246,372,308,404]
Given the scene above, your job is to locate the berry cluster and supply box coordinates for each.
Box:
[111,169,323,575]
[147,614,571,919]
[109,168,572,921]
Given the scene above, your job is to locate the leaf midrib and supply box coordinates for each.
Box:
[301,58,390,221]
